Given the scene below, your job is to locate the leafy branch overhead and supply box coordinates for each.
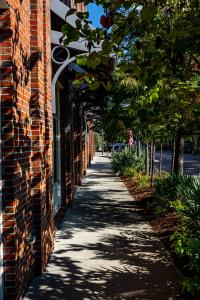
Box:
[61,0,200,142]
[61,2,200,296]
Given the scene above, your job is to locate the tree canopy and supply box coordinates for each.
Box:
[62,0,200,171]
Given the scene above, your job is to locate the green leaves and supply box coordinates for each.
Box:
[102,81,112,91]
[141,6,157,23]
[62,23,80,44]
[75,19,82,29]
[149,87,159,103]
[61,0,200,148]
[76,11,89,20]
[76,56,88,66]
[102,40,113,54]
[77,52,102,69]
[65,8,76,18]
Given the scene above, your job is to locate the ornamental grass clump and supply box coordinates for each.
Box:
[154,174,193,201]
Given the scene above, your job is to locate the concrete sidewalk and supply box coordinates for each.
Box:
[25,153,184,300]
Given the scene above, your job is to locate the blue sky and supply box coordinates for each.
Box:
[87,3,104,28]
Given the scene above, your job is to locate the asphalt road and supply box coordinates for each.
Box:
[155,151,200,175]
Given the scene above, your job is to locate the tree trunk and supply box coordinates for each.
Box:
[101,129,104,155]
[145,142,149,176]
[171,138,175,173]
[159,144,163,176]
[149,140,153,176]
[150,140,156,186]
[174,129,184,175]
[136,138,141,158]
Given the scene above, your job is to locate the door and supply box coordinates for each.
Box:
[53,86,61,215]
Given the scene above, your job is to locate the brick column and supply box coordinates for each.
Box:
[30,0,54,275]
[1,1,34,298]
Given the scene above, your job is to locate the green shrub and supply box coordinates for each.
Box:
[148,174,200,297]
[171,228,200,297]
[112,148,145,175]
[166,176,200,297]
[176,176,200,227]
[94,132,101,151]
[123,168,150,188]
[155,174,193,201]
[124,166,138,178]
[137,173,150,188]
[153,174,196,215]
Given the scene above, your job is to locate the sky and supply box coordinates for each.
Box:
[87,3,104,28]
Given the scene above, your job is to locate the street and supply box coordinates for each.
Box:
[155,151,200,175]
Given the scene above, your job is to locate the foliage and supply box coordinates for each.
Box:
[171,228,200,297]
[94,132,101,150]
[136,173,150,189]
[112,148,145,175]
[62,1,200,296]
[123,166,138,178]
[124,167,149,188]
[62,0,200,155]
[176,176,200,226]
[155,174,193,201]
[154,174,200,297]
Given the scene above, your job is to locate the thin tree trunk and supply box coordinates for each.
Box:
[101,129,104,155]
[151,140,155,186]
[149,140,153,176]
[174,129,184,175]
[159,144,163,176]
[145,142,149,176]
[136,138,141,158]
[171,138,175,173]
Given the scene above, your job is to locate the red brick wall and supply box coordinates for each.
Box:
[0,0,95,298]
[62,0,86,12]
[0,1,54,298]
[30,0,54,276]
[1,2,34,298]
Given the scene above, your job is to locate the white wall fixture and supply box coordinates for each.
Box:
[51,45,90,113]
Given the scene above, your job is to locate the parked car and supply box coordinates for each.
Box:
[112,143,128,152]
[104,143,115,151]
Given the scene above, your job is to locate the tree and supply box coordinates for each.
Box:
[62,0,200,174]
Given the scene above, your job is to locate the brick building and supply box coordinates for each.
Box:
[0,0,97,299]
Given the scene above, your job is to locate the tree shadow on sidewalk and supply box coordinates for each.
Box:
[25,160,185,300]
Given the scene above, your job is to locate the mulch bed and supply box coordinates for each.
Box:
[122,175,155,202]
